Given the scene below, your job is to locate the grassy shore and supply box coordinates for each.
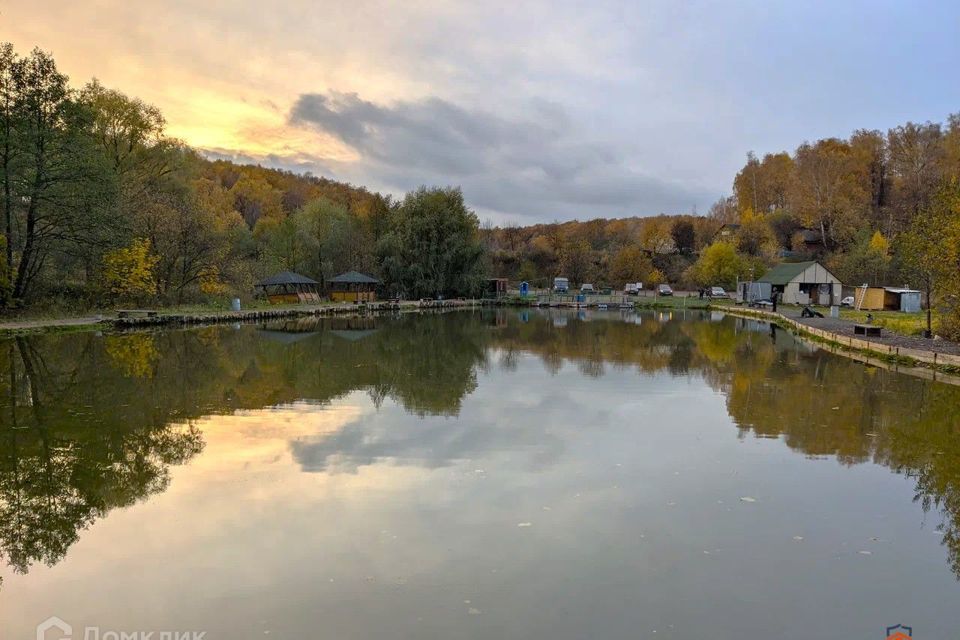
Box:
[838,308,934,336]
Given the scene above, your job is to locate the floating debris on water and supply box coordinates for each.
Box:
[739,496,757,503]
[517,522,532,527]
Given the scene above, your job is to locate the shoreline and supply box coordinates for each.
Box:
[0,299,483,335]
[3,297,958,383]
[716,305,960,383]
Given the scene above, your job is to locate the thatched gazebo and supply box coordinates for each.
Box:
[255,271,321,304]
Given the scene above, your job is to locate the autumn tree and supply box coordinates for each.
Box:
[102,238,158,300]
[790,138,866,251]
[898,181,960,338]
[609,245,654,284]
[688,241,749,289]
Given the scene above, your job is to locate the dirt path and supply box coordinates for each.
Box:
[0,316,107,332]
[779,308,960,356]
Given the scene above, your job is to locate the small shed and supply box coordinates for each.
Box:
[486,278,508,298]
[757,261,842,305]
[256,271,321,305]
[854,287,922,312]
[328,271,379,303]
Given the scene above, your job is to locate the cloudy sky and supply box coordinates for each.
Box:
[3,1,959,224]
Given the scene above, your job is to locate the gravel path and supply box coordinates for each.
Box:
[780,308,960,356]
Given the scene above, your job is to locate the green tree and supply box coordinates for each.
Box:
[378,187,485,298]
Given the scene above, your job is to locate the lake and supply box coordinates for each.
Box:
[2,309,959,639]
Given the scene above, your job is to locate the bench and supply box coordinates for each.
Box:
[854,323,882,337]
[117,309,159,319]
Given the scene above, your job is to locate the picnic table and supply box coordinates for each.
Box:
[854,323,882,337]
[117,309,159,319]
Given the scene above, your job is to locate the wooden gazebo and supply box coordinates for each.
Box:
[328,271,380,303]
[255,271,321,304]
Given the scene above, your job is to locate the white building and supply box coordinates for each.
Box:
[757,261,842,305]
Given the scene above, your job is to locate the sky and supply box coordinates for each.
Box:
[2,0,959,225]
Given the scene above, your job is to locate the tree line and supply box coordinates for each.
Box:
[485,116,960,337]
[0,43,486,310]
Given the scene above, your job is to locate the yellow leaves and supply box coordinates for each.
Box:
[102,238,158,299]
[868,230,890,256]
[105,334,159,379]
[199,266,228,295]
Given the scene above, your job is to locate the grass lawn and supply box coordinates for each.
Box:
[839,308,934,336]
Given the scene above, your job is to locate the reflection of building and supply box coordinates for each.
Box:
[329,271,380,303]
[853,287,922,312]
[757,261,841,305]
[256,271,321,304]
[328,316,381,341]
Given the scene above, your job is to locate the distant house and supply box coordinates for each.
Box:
[757,261,842,305]
[256,271,321,305]
[328,271,380,303]
[715,223,741,241]
[795,227,825,252]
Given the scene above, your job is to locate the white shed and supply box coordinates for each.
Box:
[757,261,842,306]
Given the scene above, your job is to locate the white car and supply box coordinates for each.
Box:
[841,296,855,307]
[709,286,727,298]
[580,283,595,293]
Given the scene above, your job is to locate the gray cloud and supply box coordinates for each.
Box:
[289,91,712,222]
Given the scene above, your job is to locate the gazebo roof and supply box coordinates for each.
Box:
[329,270,380,284]
[257,271,319,287]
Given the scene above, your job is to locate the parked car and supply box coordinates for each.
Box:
[580,283,595,293]
[709,286,727,298]
[841,295,855,307]
[553,277,569,293]
[624,283,639,295]
[657,284,673,296]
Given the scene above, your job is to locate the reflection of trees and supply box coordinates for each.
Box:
[702,322,960,579]
[0,339,204,577]
[2,309,960,580]
[492,310,960,579]
[0,313,491,577]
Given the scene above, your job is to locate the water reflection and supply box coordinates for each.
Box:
[0,308,959,590]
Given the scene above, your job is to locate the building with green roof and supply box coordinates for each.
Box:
[757,261,842,305]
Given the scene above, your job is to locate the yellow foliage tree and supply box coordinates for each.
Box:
[868,230,890,255]
[103,238,159,299]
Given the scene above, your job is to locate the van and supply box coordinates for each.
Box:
[553,277,569,293]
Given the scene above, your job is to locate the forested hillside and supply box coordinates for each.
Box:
[0,44,486,309]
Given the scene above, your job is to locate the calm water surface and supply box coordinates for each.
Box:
[2,309,960,639]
